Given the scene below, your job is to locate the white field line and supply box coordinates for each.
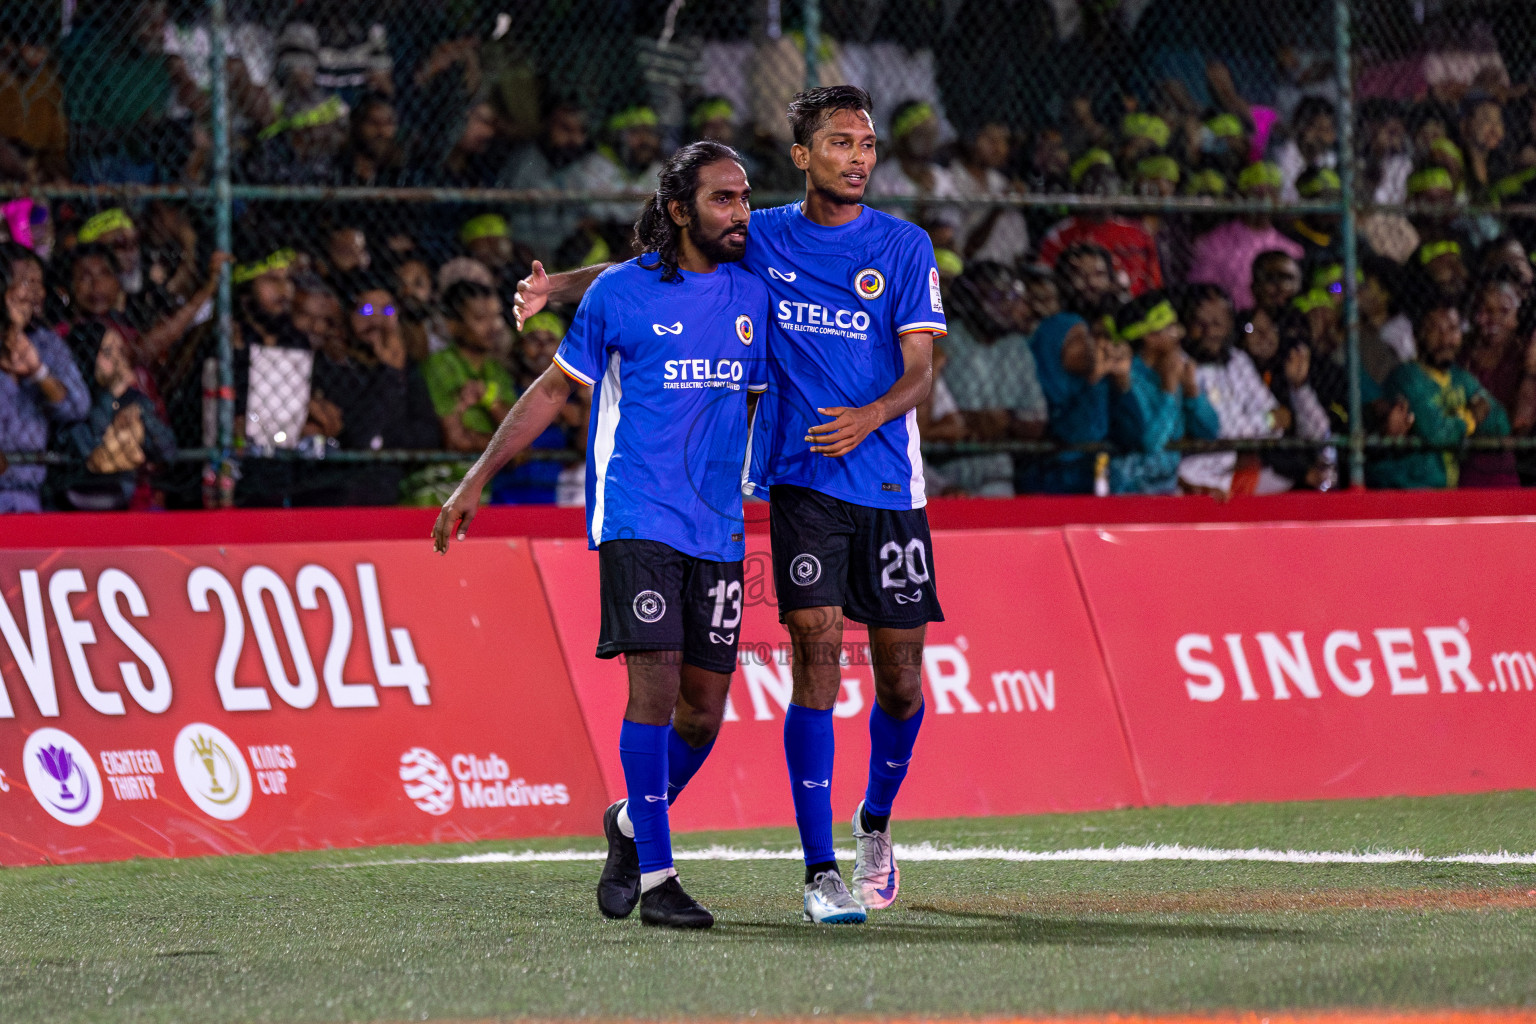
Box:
[335,842,1536,869]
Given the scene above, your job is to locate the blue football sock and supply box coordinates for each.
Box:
[784,703,836,868]
[865,699,924,820]
[618,720,672,876]
[666,725,715,805]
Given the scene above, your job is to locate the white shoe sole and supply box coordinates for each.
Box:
[803,905,867,924]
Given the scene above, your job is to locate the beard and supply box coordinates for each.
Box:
[687,218,747,265]
[242,294,291,336]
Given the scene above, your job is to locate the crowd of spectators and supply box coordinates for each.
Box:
[7,0,1536,508]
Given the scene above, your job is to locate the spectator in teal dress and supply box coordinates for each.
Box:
[1024,242,1129,493]
[1110,291,1220,494]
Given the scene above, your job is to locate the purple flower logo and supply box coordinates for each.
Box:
[23,728,103,826]
[36,743,90,813]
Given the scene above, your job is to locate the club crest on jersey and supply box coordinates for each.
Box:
[735,314,753,345]
[853,268,886,301]
[632,590,666,623]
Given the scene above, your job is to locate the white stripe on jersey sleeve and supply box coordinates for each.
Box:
[897,321,948,336]
[740,398,759,496]
[553,352,596,387]
[905,407,927,508]
[589,351,623,543]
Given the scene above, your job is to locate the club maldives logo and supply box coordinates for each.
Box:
[735,314,753,345]
[853,267,886,300]
[173,723,253,821]
[23,728,103,827]
[399,747,455,815]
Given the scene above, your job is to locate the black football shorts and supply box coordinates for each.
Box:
[769,484,943,629]
[596,539,743,674]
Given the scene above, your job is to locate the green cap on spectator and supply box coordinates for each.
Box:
[1407,167,1454,195]
[1136,155,1180,183]
[934,248,964,277]
[1418,239,1461,265]
[606,106,658,133]
[77,207,134,244]
[232,248,297,285]
[892,102,937,141]
[1297,167,1341,197]
[1492,167,1536,202]
[1311,263,1362,291]
[1121,112,1170,149]
[461,214,509,244]
[1292,288,1335,314]
[690,98,735,130]
[1118,299,1178,342]
[522,311,567,338]
[1070,148,1114,185]
[1184,168,1228,196]
[1205,113,1245,139]
[1236,161,1283,192]
[258,95,346,141]
[1430,137,1465,168]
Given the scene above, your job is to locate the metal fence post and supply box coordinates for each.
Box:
[209,0,235,506]
[803,0,821,90]
[1335,0,1365,489]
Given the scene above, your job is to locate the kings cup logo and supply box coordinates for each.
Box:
[23,728,103,827]
[173,723,253,821]
[399,747,455,815]
[735,314,753,345]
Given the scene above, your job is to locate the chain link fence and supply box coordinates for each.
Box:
[5,0,1536,509]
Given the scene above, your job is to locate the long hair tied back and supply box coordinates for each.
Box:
[634,140,741,283]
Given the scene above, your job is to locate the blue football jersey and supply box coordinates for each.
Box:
[743,203,947,510]
[553,258,769,560]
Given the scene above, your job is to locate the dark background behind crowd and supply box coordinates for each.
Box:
[6,0,1536,510]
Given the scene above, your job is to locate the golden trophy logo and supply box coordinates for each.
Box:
[173,723,253,821]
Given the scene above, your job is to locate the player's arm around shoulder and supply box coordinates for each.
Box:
[511,258,618,329]
[805,226,942,457]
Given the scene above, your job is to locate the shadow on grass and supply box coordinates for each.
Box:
[715,907,1311,946]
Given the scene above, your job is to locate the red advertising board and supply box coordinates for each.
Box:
[14,509,1536,869]
[1066,519,1536,806]
[0,539,609,866]
[532,530,1142,833]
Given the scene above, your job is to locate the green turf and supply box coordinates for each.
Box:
[3,792,1536,1023]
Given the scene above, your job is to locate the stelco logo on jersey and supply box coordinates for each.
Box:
[662,358,746,390]
[775,301,872,340]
